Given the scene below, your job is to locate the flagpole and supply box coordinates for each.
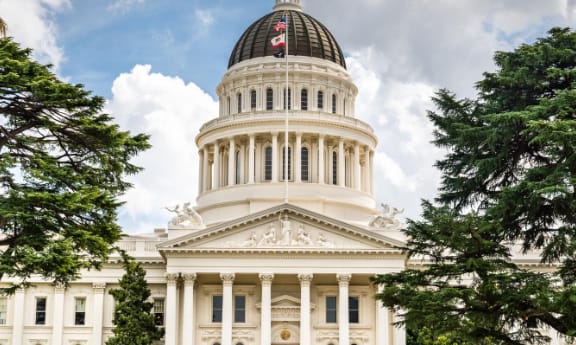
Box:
[284,11,289,204]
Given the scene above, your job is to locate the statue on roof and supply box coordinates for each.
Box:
[165,202,204,229]
[368,203,404,230]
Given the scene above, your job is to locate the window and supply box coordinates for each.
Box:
[283,88,291,110]
[235,151,241,184]
[325,295,360,324]
[234,295,246,323]
[250,89,257,110]
[343,99,346,116]
[282,146,292,181]
[74,297,86,325]
[153,298,165,326]
[317,91,324,110]
[264,147,272,181]
[237,93,242,113]
[35,297,47,325]
[332,151,337,185]
[301,89,308,110]
[332,94,337,114]
[212,295,223,322]
[0,297,6,325]
[227,96,231,115]
[266,88,274,110]
[301,147,309,181]
[326,296,337,323]
[349,296,359,323]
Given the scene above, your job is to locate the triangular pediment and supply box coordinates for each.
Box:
[157,204,404,254]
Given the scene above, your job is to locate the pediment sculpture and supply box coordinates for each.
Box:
[368,203,404,230]
[233,215,334,248]
[165,202,205,229]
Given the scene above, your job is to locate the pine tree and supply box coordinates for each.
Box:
[106,253,164,345]
[374,27,576,344]
[0,38,150,291]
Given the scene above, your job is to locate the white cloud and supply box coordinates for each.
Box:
[106,64,218,233]
[0,0,69,70]
[107,0,144,14]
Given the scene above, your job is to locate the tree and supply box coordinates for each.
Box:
[373,27,576,345]
[0,38,150,291]
[106,252,164,345]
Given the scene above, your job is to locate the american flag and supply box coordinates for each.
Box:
[274,16,286,32]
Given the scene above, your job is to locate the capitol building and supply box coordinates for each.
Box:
[0,1,562,345]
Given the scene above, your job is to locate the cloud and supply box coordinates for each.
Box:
[0,0,69,70]
[107,0,144,14]
[106,64,218,233]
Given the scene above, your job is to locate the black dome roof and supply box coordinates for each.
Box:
[228,10,346,69]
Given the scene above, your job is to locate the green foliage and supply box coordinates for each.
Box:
[373,27,576,344]
[0,38,150,291]
[106,252,163,345]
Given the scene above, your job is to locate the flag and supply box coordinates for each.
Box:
[271,33,285,48]
[274,16,286,32]
[273,49,285,58]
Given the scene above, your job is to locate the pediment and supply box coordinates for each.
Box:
[158,204,404,253]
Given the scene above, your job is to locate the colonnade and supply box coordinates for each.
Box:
[164,272,402,345]
[198,133,375,195]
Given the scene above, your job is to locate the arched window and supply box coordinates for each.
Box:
[250,89,257,110]
[332,94,337,114]
[237,93,242,113]
[235,150,241,184]
[332,151,337,185]
[301,88,308,110]
[317,90,324,110]
[283,88,291,110]
[282,146,292,181]
[266,88,274,110]
[264,146,272,181]
[301,147,309,181]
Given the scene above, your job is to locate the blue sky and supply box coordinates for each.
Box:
[1,0,575,233]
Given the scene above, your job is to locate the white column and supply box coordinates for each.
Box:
[338,138,345,187]
[259,274,274,345]
[165,273,179,345]
[295,133,302,183]
[337,274,351,345]
[228,137,236,186]
[318,135,325,184]
[354,143,361,190]
[298,274,313,345]
[369,150,375,194]
[92,282,106,345]
[182,273,197,345]
[213,143,220,189]
[203,146,209,192]
[198,149,204,195]
[272,133,279,183]
[52,283,65,345]
[376,284,390,345]
[221,273,235,345]
[249,134,255,184]
[393,310,406,345]
[12,288,25,345]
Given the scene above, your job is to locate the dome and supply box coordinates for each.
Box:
[228,10,347,69]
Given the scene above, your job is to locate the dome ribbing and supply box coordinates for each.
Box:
[228,10,346,69]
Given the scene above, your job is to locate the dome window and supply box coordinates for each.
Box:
[301,147,309,181]
[332,94,337,114]
[266,88,274,110]
[301,89,308,110]
[264,146,273,181]
[250,90,257,110]
[237,93,242,114]
[283,88,292,110]
[317,91,324,111]
[332,151,338,185]
[282,146,292,181]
